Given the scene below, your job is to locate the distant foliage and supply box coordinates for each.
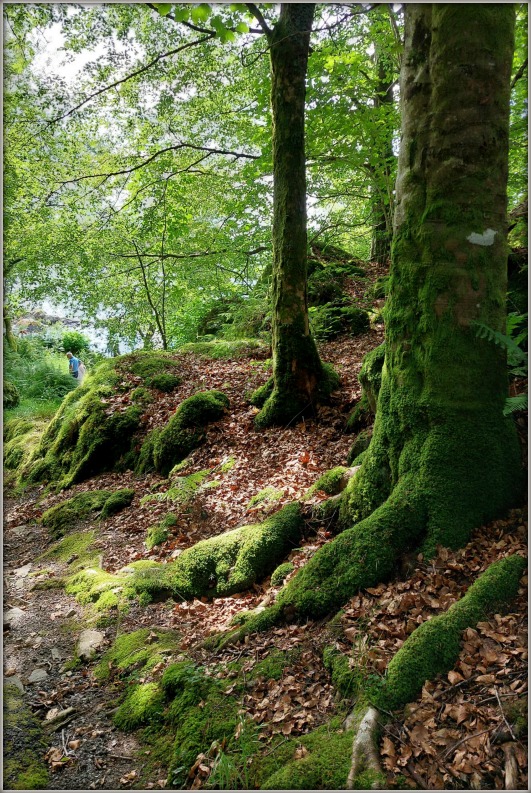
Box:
[61,330,91,357]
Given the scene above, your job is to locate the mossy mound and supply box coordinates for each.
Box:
[3,379,20,409]
[40,530,98,572]
[270,562,295,586]
[307,268,347,305]
[345,343,386,433]
[150,391,229,476]
[4,416,32,443]
[375,554,526,710]
[41,488,134,538]
[178,339,268,359]
[3,684,49,790]
[141,470,209,507]
[145,373,181,392]
[3,417,47,476]
[94,627,179,682]
[24,364,142,487]
[146,514,177,550]
[120,350,178,380]
[310,303,370,340]
[260,717,354,790]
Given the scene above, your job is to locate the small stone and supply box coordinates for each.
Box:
[76,629,105,661]
[66,608,77,618]
[5,675,24,693]
[3,607,25,628]
[14,563,32,577]
[28,668,49,684]
[51,647,62,660]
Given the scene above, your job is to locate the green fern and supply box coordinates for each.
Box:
[472,320,527,368]
[503,393,528,416]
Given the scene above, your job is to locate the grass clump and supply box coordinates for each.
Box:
[151,391,229,476]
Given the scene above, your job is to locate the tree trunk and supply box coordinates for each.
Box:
[277,3,522,618]
[3,305,18,351]
[255,3,327,428]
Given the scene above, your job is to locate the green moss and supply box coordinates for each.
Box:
[41,490,111,538]
[310,303,370,340]
[250,377,274,408]
[270,561,295,586]
[140,470,209,507]
[376,554,526,710]
[121,351,177,380]
[251,648,290,680]
[41,488,133,538]
[146,523,169,550]
[3,684,49,790]
[261,717,354,790]
[304,466,347,499]
[135,427,160,475]
[247,486,284,509]
[130,502,303,601]
[100,488,134,519]
[358,343,386,413]
[153,390,229,476]
[40,531,97,570]
[94,627,179,681]
[3,417,33,443]
[369,275,390,299]
[323,646,362,699]
[347,429,373,466]
[114,682,166,731]
[131,386,153,404]
[145,373,181,392]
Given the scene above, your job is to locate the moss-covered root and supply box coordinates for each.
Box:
[376,554,526,711]
[345,705,386,790]
[3,684,49,790]
[137,503,304,601]
[41,488,134,538]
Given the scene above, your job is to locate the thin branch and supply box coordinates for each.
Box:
[48,35,215,124]
[245,3,273,38]
[45,144,259,202]
[511,57,528,90]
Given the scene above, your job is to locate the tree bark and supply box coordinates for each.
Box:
[255,3,328,428]
[276,3,522,618]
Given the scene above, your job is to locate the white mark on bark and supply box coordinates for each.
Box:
[466,229,497,246]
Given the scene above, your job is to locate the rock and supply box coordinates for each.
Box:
[65,608,77,618]
[14,563,32,577]
[76,629,105,661]
[5,675,24,693]
[3,607,25,628]
[28,668,48,684]
[51,647,62,661]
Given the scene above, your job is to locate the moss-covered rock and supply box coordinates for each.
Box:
[3,379,20,409]
[310,303,371,340]
[41,489,133,538]
[178,339,268,359]
[307,268,347,305]
[3,684,49,790]
[375,554,526,710]
[270,561,295,587]
[304,466,347,499]
[94,627,179,681]
[146,513,177,550]
[145,373,181,392]
[152,390,229,476]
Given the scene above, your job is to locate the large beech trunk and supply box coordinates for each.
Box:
[255,3,327,428]
[276,3,522,618]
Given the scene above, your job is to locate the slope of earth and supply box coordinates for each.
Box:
[3,258,527,791]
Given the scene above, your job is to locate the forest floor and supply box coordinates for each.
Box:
[3,264,528,791]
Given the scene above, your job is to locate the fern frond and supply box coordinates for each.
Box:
[503,393,528,416]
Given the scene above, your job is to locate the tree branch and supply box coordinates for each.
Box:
[511,57,528,90]
[48,35,215,124]
[245,3,273,38]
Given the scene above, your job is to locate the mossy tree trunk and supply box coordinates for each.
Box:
[3,304,18,351]
[277,3,522,618]
[254,3,327,428]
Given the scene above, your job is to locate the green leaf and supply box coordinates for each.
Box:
[191,3,211,23]
[236,21,249,34]
[152,3,172,17]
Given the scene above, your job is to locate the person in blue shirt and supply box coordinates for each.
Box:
[66,350,88,386]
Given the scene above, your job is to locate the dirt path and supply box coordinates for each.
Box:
[3,499,155,790]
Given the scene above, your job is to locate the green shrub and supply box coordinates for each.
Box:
[61,330,91,357]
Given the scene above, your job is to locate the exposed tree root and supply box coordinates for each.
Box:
[345,705,385,790]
